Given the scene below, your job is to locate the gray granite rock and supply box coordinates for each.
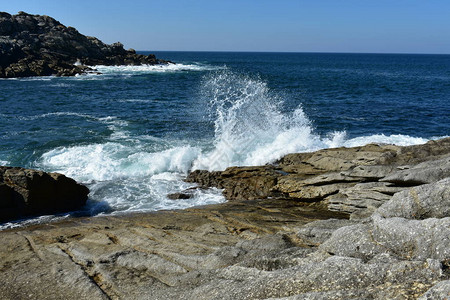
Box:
[297,218,356,246]
[320,216,450,262]
[326,182,403,218]
[381,156,450,185]
[189,255,444,299]
[375,178,450,219]
[418,280,450,300]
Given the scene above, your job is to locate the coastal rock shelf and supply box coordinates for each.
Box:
[0,11,170,78]
[187,137,450,219]
[1,138,449,299]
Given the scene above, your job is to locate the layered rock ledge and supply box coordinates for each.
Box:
[0,11,170,78]
[187,137,450,219]
[0,138,449,299]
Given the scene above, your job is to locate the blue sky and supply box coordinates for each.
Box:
[3,0,450,54]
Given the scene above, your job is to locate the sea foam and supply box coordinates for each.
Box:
[39,141,220,215]
[91,63,223,76]
[40,143,200,182]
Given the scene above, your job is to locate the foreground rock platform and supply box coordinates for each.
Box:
[0,11,170,78]
[0,200,346,299]
[1,138,449,299]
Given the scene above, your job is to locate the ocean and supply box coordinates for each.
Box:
[1,52,449,228]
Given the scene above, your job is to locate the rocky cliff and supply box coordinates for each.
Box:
[0,11,170,78]
[0,139,449,299]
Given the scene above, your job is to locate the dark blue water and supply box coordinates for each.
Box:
[1,52,449,225]
[154,52,450,137]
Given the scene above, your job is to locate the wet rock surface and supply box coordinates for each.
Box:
[0,166,89,222]
[0,11,170,78]
[1,138,449,299]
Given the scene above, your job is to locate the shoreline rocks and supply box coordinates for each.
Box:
[0,11,171,78]
[187,137,450,220]
[0,166,89,222]
[0,138,449,299]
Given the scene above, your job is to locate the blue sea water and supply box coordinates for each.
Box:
[1,52,449,227]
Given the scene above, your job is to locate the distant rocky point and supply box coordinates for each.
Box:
[0,11,171,78]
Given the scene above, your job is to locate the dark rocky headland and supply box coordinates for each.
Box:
[1,138,449,299]
[0,11,170,78]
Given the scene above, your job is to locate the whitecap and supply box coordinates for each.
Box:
[343,134,429,147]
[16,112,128,129]
[48,83,74,88]
[89,63,224,76]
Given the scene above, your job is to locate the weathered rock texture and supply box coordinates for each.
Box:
[0,11,170,78]
[1,138,449,299]
[187,137,450,220]
[0,200,346,300]
[0,166,89,222]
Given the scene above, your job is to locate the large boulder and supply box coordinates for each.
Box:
[381,156,450,185]
[319,178,450,262]
[0,166,89,222]
[186,166,281,200]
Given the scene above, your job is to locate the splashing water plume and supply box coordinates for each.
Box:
[193,71,341,170]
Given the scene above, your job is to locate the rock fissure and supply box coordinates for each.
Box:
[17,232,44,261]
[57,244,117,300]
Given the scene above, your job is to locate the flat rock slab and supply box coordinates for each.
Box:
[0,198,346,300]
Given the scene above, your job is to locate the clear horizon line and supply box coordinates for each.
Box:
[137,49,450,56]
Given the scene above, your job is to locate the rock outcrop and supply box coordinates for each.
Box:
[0,166,89,222]
[0,138,449,299]
[0,11,170,78]
[187,137,450,219]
